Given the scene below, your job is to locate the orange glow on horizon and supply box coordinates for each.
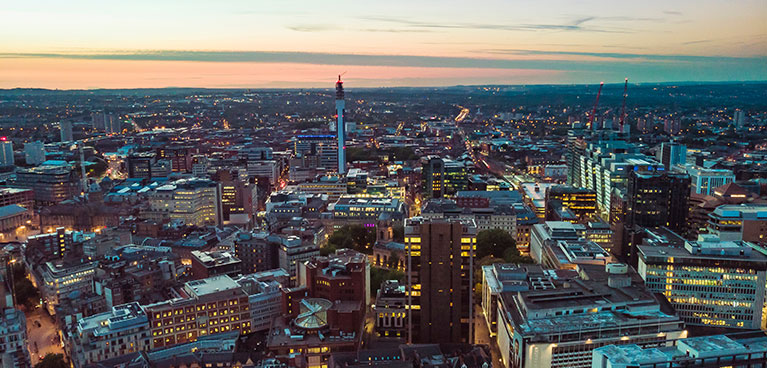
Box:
[0,58,563,89]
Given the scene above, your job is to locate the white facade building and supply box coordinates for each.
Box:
[24,141,46,165]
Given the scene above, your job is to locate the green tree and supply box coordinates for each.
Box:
[503,247,534,264]
[476,229,517,259]
[11,264,39,309]
[327,225,376,254]
[392,225,404,242]
[87,158,108,178]
[386,250,402,270]
[14,278,40,309]
[34,353,67,368]
[370,267,405,295]
[319,244,337,256]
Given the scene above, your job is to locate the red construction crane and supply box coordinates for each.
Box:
[588,81,604,129]
[619,78,628,132]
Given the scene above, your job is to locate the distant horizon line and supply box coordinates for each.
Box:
[2,80,766,92]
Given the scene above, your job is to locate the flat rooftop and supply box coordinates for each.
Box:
[638,242,767,264]
[184,275,241,297]
[519,309,676,336]
[509,276,659,314]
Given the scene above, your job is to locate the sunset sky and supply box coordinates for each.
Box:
[1,0,765,88]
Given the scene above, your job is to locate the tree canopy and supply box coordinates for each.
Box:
[370,267,404,295]
[35,354,68,368]
[476,229,534,264]
[324,225,377,255]
[11,264,40,309]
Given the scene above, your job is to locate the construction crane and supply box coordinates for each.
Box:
[588,81,604,129]
[619,78,628,132]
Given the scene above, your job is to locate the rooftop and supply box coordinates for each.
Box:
[711,203,767,219]
[594,333,767,366]
[639,239,767,264]
[191,250,241,267]
[0,204,28,218]
[184,275,241,297]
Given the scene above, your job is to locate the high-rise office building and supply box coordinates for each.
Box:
[214,169,256,225]
[0,139,13,167]
[60,120,73,142]
[104,114,120,134]
[565,135,662,220]
[626,170,690,231]
[422,156,468,199]
[638,235,767,330]
[294,135,338,173]
[658,142,687,168]
[127,152,156,179]
[23,141,45,165]
[733,109,746,129]
[544,185,597,223]
[405,217,476,344]
[147,178,222,227]
[12,165,79,205]
[622,169,690,264]
[422,156,444,199]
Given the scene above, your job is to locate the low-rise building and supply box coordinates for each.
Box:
[300,249,370,309]
[189,250,241,279]
[233,231,278,274]
[71,302,151,368]
[277,235,319,285]
[0,188,34,210]
[39,259,98,315]
[592,332,767,368]
[374,280,407,341]
[331,196,404,228]
[0,308,29,368]
[529,221,580,263]
[480,264,537,337]
[143,275,251,350]
[707,204,767,242]
[234,269,288,332]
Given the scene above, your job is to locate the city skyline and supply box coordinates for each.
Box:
[1,0,766,88]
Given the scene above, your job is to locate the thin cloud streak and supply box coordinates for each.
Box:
[480,49,766,63]
[359,14,668,34]
[2,50,765,70]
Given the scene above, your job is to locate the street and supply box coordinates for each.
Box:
[474,305,504,367]
[26,307,65,365]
